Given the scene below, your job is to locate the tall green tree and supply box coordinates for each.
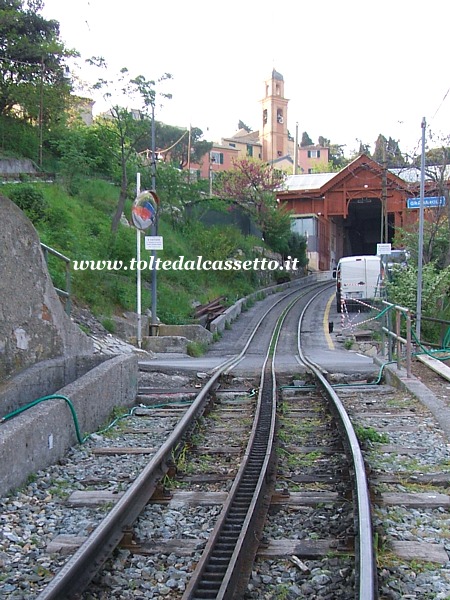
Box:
[89,61,172,232]
[373,134,406,167]
[0,0,73,120]
[300,131,313,147]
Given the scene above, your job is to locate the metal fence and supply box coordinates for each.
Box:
[40,242,71,315]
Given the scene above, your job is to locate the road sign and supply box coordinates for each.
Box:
[407,196,446,209]
[145,236,163,250]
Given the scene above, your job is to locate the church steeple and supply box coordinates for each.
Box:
[260,69,289,163]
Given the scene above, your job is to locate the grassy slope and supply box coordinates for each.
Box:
[5,179,279,325]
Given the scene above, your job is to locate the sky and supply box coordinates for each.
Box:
[41,0,450,159]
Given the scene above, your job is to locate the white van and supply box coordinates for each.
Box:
[334,255,383,312]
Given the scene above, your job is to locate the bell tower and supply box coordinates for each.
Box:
[260,69,289,163]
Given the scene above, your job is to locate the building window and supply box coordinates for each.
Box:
[210,151,224,165]
[228,142,236,148]
[307,150,320,158]
[277,150,282,157]
[277,109,283,124]
[246,144,253,157]
[263,109,267,124]
[291,216,317,237]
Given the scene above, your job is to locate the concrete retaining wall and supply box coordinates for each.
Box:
[209,272,332,334]
[0,354,138,496]
[209,272,330,335]
[0,354,109,419]
[142,336,189,354]
[158,324,213,344]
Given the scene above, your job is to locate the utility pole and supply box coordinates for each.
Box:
[136,173,142,348]
[416,117,426,343]
[150,100,158,336]
[381,142,388,243]
[293,122,298,175]
[187,124,192,183]
[209,152,215,197]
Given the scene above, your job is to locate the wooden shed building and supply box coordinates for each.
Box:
[277,154,423,271]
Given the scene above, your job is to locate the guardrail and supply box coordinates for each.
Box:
[40,243,71,316]
[380,300,412,377]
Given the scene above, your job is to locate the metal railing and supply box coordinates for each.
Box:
[40,243,71,316]
[380,300,412,377]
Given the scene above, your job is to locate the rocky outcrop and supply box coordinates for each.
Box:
[0,196,93,381]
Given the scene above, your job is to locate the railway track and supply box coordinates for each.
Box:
[2,279,450,598]
[26,280,328,599]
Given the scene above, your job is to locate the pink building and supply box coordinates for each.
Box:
[298,145,330,174]
[190,144,239,181]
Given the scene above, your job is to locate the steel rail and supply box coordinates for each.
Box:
[297,288,378,600]
[36,280,328,600]
[182,294,300,599]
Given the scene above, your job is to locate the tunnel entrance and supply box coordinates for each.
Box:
[343,197,394,256]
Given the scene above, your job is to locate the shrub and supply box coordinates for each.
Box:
[8,184,48,223]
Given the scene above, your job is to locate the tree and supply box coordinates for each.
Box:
[373,134,406,167]
[394,134,450,269]
[51,124,96,194]
[318,136,329,147]
[315,136,348,171]
[300,131,313,147]
[145,123,211,169]
[89,61,172,232]
[0,0,73,119]
[213,157,287,246]
[144,161,205,230]
[262,204,292,255]
[357,140,371,156]
[386,261,450,341]
[238,120,252,132]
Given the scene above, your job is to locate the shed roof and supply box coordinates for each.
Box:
[282,172,336,191]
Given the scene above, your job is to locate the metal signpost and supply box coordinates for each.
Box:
[131,181,158,348]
